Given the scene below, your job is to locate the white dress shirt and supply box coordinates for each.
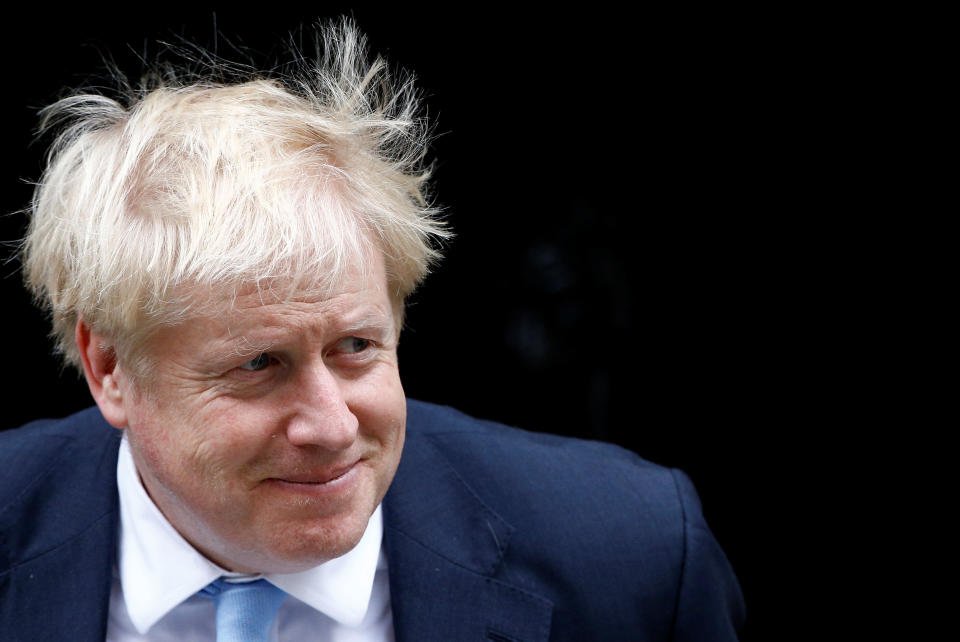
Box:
[107,437,394,641]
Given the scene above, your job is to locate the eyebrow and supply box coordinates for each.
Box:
[216,309,397,357]
[339,312,396,335]
[227,334,277,357]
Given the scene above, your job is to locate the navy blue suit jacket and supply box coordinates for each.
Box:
[0,400,744,641]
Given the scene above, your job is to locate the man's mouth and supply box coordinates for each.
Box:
[268,461,359,486]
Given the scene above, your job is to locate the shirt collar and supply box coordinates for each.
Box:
[116,436,384,634]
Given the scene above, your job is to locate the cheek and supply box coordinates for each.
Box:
[125,402,182,470]
[127,399,240,486]
[364,378,406,465]
[355,368,405,424]
[179,402,279,480]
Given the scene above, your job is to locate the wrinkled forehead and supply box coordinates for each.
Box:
[200,276,396,351]
[187,245,399,319]
[232,245,389,306]
[131,248,400,369]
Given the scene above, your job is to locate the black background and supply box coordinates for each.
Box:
[0,7,815,638]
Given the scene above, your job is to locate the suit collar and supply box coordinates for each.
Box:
[383,416,553,641]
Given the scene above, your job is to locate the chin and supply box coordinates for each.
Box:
[254,509,375,573]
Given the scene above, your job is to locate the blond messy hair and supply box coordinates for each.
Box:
[23,19,448,377]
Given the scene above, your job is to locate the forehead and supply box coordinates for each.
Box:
[231,242,390,305]
[154,252,398,353]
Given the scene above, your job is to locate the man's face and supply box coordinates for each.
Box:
[113,255,405,573]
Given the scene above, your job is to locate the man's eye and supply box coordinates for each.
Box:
[340,337,371,353]
[238,354,271,371]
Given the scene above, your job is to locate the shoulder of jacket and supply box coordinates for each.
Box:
[403,399,701,635]
[404,398,685,525]
[0,407,117,513]
[406,398,668,476]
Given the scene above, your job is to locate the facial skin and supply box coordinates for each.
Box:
[79,254,406,574]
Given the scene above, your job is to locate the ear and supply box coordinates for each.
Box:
[76,321,130,429]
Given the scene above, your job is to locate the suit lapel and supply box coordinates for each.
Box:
[383,430,553,642]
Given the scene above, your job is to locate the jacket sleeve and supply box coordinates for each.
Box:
[669,469,745,641]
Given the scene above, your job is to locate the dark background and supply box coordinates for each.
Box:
[0,7,817,638]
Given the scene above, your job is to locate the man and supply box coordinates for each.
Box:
[0,21,744,641]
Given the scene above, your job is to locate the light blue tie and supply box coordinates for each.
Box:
[200,578,287,642]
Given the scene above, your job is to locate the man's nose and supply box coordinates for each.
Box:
[285,361,359,450]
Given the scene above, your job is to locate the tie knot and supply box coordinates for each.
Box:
[200,579,287,642]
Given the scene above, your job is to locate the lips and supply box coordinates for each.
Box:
[269,461,358,485]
